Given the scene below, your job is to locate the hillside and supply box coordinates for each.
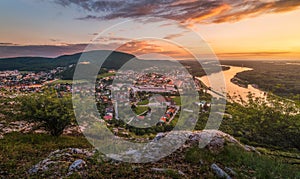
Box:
[0,51,232,81]
[1,125,299,178]
[0,50,136,72]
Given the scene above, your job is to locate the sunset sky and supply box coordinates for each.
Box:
[1,0,300,60]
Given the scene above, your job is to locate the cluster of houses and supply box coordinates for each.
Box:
[54,83,72,92]
[103,72,185,124]
[159,106,178,123]
[131,72,179,94]
[89,70,210,124]
[134,73,173,86]
[0,67,64,93]
[95,76,116,121]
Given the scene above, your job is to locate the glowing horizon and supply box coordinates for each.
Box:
[0,0,300,60]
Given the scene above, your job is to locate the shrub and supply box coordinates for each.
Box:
[18,88,75,136]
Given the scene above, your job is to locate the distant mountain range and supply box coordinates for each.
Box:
[0,50,136,72]
[0,50,228,80]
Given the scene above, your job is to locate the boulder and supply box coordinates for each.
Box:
[68,159,86,173]
[106,130,255,163]
[211,163,231,179]
[187,130,258,154]
[28,148,95,176]
[206,137,225,153]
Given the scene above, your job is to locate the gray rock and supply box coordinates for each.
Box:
[211,163,231,179]
[199,160,204,165]
[151,168,167,172]
[225,167,237,176]
[28,159,55,174]
[72,148,84,154]
[28,148,94,176]
[207,137,225,153]
[153,132,165,142]
[68,159,86,172]
[244,145,254,151]
[177,170,186,176]
[244,145,261,155]
[151,168,185,176]
[28,165,39,174]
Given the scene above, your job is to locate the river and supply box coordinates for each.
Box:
[197,66,266,102]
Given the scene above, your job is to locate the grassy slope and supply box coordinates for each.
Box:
[0,133,91,177]
[0,132,299,178]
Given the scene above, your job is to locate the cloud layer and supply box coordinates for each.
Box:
[55,0,300,24]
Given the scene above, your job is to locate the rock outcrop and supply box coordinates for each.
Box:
[0,120,82,138]
[28,148,96,177]
[27,130,259,177]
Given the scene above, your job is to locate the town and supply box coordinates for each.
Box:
[0,66,212,137]
[0,67,65,93]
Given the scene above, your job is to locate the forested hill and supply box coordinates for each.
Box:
[0,50,136,72]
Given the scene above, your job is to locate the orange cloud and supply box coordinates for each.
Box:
[62,0,300,25]
[212,2,274,23]
[116,40,194,59]
[187,4,231,24]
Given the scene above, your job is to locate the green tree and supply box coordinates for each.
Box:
[220,93,300,150]
[18,88,75,136]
